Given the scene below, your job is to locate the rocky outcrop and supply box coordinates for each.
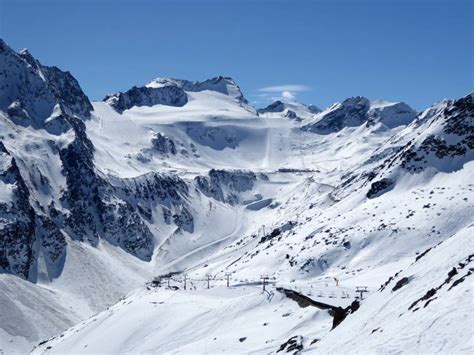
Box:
[195,169,257,204]
[151,133,177,155]
[58,117,177,261]
[0,143,35,280]
[366,178,394,198]
[118,172,193,233]
[276,287,360,330]
[257,100,285,113]
[39,64,93,119]
[104,84,187,113]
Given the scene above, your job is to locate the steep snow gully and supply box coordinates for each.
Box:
[0,40,473,354]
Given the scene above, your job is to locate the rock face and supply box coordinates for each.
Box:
[151,133,177,155]
[285,110,298,120]
[0,141,67,282]
[366,178,394,198]
[0,39,97,281]
[104,84,188,113]
[0,143,36,280]
[0,40,93,129]
[195,169,257,204]
[57,117,161,261]
[118,172,193,233]
[258,100,286,113]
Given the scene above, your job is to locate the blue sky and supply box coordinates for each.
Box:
[0,0,472,110]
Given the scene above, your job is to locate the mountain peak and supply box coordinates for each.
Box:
[257,100,285,113]
[104,83,188,113]
[18,48,40,69]
[303,96,416,134]
[257,100,321,121]
[107,75,249,113]
[340,96,371,110]
[185,75,248,104]
[0,40,92,126]
[0,38,9,52]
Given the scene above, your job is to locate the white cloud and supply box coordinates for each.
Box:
[255,84,311,103]
[253,84,311,105]
[258,84,311,93]
[281,91,295,100]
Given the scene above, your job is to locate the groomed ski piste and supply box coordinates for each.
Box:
[0,41,473,354]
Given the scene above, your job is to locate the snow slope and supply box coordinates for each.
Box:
[31,286,334,354]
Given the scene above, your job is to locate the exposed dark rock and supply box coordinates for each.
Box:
[195,169,257,204]
[285,110,300,120]
[276,287,359,330]
[0,150,36,280]
[258,100,285,113]
[378,270,402,292]
[448,270,472,290]
[40,64,93,118]
[1,41,93,129]
[151,133,177,155]
[392,277,411,291]
[409,288,437,310]
[277,335,303,353]
[367,178,394,198]
[104,85,188,113]
[259,228,281,244]
[173,206,194,233]
[397,94,472,174]
[415,247,433,262]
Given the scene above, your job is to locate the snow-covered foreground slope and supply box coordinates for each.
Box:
[31,286,334,354]
[0,238,153,354]
[315,225,474,354]
[31,224,474,354]
[1,39,473,354]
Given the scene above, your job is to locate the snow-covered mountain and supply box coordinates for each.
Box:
[104,75,251,114]
[302,96,417,134]
[257,100,321,121]
[0,39,473,354]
